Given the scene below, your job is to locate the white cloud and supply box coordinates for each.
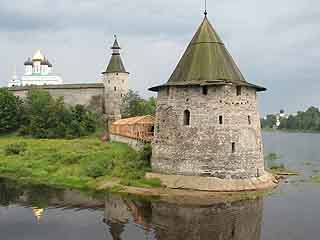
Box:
[0,0,319,115]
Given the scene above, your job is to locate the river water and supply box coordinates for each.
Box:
[0,132,319,240]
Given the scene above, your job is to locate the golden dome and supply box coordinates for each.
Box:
[32,50,44,61]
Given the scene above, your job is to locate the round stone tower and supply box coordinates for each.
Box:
[102,36,129,129]
[149,15,268,182]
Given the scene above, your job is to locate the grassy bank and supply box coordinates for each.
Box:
[0,135,160,191]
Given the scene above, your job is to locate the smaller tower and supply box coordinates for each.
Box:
[8,65,21,87]
[102,36,129,130]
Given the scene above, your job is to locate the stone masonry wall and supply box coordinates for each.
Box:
[103,73,129,124]
[110,134,145,151]
[9,84,105,114]
[103,72,129,129]
[152,84,265,179]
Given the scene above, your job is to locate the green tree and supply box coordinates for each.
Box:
[20,90,98,139]
[276,106,320,131]
[67,105,98,137]
[145,97,156,116]
[261,114,277,129]
[121,90,156,118]
[0,88,23,134]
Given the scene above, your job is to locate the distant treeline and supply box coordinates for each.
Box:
[262,106,320,131]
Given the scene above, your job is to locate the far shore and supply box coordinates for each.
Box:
[262,128,320,134]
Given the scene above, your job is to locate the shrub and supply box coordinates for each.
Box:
[140,143,152,163]
[67,105,98,137]
[61,153,82,165]
[0,89,23,134]
[19,90,98,139]
[5,142,27,155]
[270,164,285,170]
[84,160,113,178]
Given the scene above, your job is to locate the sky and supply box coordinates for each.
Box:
[0,0,319,115]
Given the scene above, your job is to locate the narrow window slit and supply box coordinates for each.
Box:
[184,110,190,126]
[219,116,223,125]
[232,142,236,153]
[236,86,242,96]
[202,86,208,95]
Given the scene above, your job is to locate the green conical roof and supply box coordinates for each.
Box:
[103,38,128,74]
[149,16,265,91]
[104,54,127,73]
[112,39,121,49]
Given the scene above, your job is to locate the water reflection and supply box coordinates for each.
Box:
[0,177,263,240]
[0,178,64,208]
[32,207,44,222]
[103,194,263,240]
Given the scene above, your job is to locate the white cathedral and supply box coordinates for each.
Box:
[8,50,63,87]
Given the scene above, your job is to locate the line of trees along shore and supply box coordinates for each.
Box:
[0,88,156,138]
[262,106,320,131]
[0,89,99,138]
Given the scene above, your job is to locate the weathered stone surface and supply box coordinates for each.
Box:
[151,84,265,180]
[102,72,129,128]
[9,84,105,114]
[146,172,277,192]
[110,134,145,151]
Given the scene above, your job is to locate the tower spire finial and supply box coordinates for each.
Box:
[204,0,208,16]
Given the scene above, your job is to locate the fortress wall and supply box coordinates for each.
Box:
[9,84,105,114]
[152,84,264,179]
[110,134,145,151]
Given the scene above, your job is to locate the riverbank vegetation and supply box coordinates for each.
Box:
[0,135,158,190]
[262,106,320,132]
[0,89,160,191]
[268,165,298,176]
[265,152,298,176]
[0,89,99,138]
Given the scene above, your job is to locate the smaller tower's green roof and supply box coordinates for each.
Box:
[104,54,128,74]
[103,37,129,74]
[111,38,121,49]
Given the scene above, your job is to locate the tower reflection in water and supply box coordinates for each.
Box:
[103,194,263,240]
